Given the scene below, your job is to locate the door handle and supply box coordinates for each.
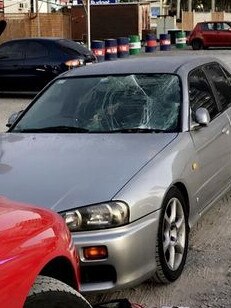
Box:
[222,127,230,135]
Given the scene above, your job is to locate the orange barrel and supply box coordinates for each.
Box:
[159,34,171,51]
[117,37,129,58]
[91,40,105,62]
[145,34,157,52]
[105,39,117,61]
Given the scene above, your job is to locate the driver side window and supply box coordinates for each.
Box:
[188,68,219,121]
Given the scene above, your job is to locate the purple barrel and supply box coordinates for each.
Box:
[105,39,117,61]
[159,34,171,51]
[91,40,105,62]
[117,37,129,58]
[145,34,157,53]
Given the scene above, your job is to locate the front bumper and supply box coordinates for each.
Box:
[71,209,161,293]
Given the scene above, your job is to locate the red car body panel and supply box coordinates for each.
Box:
[0,196,79,308]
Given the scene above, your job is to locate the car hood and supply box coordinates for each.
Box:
[0,20,6,37]
[0,133,177,212]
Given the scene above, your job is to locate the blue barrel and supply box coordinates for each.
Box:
[105,39,117,61]
[159,34,171,51]
[91,40,105,62]
[117,37,129,58]
[145,34,157,53]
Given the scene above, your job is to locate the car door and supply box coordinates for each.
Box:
[0,41,25,92]
[203,62,231,158]
[201,22,218,46]
[22,41,56,92]
[216,22,231,46]
[189,67,231,212]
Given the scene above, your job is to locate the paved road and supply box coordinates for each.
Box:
[0,97,31,132]
[0,49,231,307]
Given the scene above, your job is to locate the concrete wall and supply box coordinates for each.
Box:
[0,13,71,43]
[224,12,231,20]
[152,16,176,38]
[194,12,211,24]
[182,11,231,31]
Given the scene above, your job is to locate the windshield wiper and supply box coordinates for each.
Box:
[14,126,89,133]
[106,128,168,133]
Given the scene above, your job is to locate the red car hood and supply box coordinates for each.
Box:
[0,197,56,260]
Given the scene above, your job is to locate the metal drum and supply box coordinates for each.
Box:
[129,35,141,55]
[145,34,157,53]
[117,37,129,58]
[159,34,171,51]
[176,31,187,48]
[91,40,105,62]
[105,39,117,61]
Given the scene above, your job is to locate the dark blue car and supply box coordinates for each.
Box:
[0,37,97,94]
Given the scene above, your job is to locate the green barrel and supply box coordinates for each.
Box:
[175,31,187,48]
[129,35,141,55]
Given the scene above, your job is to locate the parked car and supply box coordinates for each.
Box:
[0,37,97,94]
[0,196,139,308]
[0,196,92,308]
[1,56,231,293]
[188,21,231,50]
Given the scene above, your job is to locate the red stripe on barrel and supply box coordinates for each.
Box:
[92,48,105,56]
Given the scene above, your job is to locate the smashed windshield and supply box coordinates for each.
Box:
[12,74,182,133]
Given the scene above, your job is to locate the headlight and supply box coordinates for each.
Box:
[65,59,84,68]
[61,201,129,232]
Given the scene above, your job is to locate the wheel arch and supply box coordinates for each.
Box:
[172,182,190,219]
[39,256,78,290]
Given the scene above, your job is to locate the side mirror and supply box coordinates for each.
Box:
[6,110,23,128]
[194,107,210,126]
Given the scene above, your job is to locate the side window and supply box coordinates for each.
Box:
[0,42,24,59]
[204,63,231,111]
[222,22,231,30]
[25,42,48,59]
[188,69,218,121]
[216,23,224,30]
[202,23,214,31]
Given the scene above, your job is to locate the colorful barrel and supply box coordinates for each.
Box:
[176,31,187,48]
[129,35,141,55]
[117,37,129,58]
[91,40,105,62]
[159,34,171,51]
[105,39,117,61]
[145,34,157,53]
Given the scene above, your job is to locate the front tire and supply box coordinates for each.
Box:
[24,275,92,308]
[191,39,203,50]
[153,187,189,283]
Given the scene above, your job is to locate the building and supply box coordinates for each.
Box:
[3,0,52,13]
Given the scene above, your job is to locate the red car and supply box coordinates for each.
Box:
[0,196,92,308]
[188,21,231,50]
[0,196,141,308]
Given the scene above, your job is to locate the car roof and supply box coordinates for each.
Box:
[62,56,221,77]
[198,21,231,24]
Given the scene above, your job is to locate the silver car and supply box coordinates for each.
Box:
[1,56,231,292]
